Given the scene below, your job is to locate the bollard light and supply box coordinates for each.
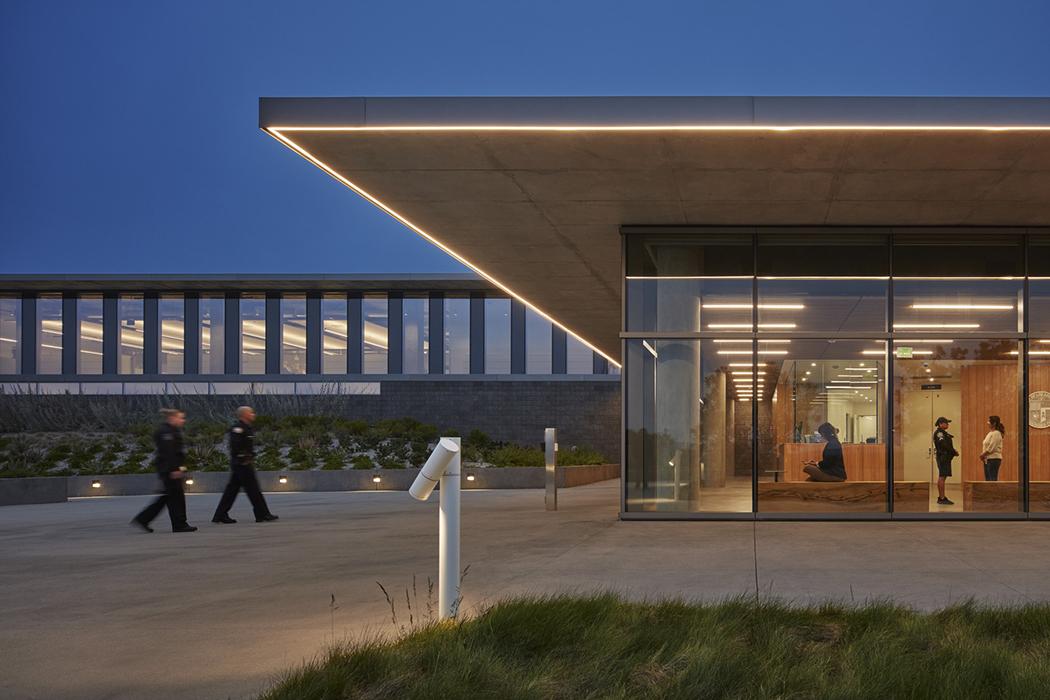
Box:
[466,474,476,482]
[408,437,462,620]
[372,475,382,484]
[278,474,288,484]
[91,479,101,489]
[185,477,194,486]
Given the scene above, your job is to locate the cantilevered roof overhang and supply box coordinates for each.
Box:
[259,96,1050,362]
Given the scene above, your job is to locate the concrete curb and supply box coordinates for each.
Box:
[0,477,68,506]
[6,464,620,502]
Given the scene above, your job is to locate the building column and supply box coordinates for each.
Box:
[102,294,118,375]
[510,299,525,374]
[348,294,362,374]
[224,294,239,375]
[429,294,444,375]
[469,294,485,374]
[551,326,567,374]
[20,294,36,376]
[143,293,159,375]
[653,248,701,510]
[184,294,199,375]
[306,293,321,375]
[388,293,403,374]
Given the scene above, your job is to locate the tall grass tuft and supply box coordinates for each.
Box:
[260,594,1050,700]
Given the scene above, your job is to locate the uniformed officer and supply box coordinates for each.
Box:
[933,416,959,506]
[212,406,278,524]
[131,408,197,533]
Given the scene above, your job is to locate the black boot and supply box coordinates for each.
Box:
[212,515,237,524]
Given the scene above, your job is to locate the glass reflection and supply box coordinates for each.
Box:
[1030,343,1050,513]
[525,308,551,374]
[280,295,307,374]
[893,279,1023,334]
[625,339,753,513]
[403,297,429,375]
[567,336,593,374]
[36,293,62,375]
[443,298,470,374]
[199,296,225,375]
[118,295,144,374]
[362,295,388,374]
[321,294,347,375]
[78,296,104,375]
[0,297,20,375]
[484,298,510,374]
[240,295,266,374]
[757,278,887,333]
[158,295,184,375]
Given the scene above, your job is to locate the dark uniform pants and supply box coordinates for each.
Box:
[936,455,953,478]
[214,465,270,519]
[135,475,188,530]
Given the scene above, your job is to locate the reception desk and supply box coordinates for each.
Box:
[777,443,887,482]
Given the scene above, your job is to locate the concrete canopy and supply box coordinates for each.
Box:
[259,96,1050,361]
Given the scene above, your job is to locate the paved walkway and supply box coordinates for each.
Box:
[3,480,1050,699]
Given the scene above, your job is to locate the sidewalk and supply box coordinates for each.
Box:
[2,480,1049,699]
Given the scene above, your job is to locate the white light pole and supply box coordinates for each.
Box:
[409,437,462,620]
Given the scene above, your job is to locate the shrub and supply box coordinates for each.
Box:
[466,429,493,450]
[351,454,375,470]
[255,450,285,471]
[559,446,606,466]
[487,444,544,467]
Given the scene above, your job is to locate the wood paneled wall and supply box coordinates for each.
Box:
[960,363,1019,482]
[779,443,887,482]
[1031,364,1050,481]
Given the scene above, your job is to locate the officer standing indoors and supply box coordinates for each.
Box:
[131,408,197,533]
[212,406,278,524]
[933,416,959,506]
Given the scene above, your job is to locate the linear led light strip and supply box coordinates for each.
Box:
[266,127,621,367]
[270,125,1050,133]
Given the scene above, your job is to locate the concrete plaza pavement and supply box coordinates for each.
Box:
[4,480,1050,699]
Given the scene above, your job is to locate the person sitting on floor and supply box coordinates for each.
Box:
[802,423,847,482]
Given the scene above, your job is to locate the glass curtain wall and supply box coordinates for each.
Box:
[158,295,184,374]
[118,295,144,374]
[525,308,552,374]
[566,336,593,374]
[625,232,755,513]
[1031,235,1050,513]
[280,294,307,374]
[892,234,1024,515]
[624,227,1046,517]
[0,297,20,374]
[403,297,429,374]
[78,295,104,375]
[199,296,225,375]
[362,295,388,374]
[322,294,348,374]
[37,295,63,375]
[240,294,266,374]
[484,298,511,374]
[443,297,470,374]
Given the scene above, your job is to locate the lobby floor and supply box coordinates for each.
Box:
[3,481,1050,700]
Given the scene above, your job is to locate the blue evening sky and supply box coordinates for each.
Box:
[2,0,1049,275]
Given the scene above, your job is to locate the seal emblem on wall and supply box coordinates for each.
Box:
[1031,391,1050,429]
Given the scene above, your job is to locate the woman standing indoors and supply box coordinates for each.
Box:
[980,415,1005,482]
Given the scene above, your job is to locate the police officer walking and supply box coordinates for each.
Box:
[212,406,278,524]
[131,408,197,533]
[933,416,959,506]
